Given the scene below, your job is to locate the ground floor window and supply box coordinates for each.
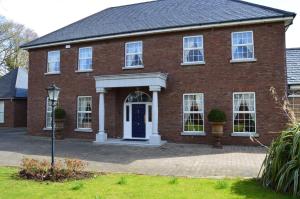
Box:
[289,96,300,121]
[233,92,256,133]
[45,98,59,128]
[77,96,92,129]
[183,93,204,132]
[0,101,4,123]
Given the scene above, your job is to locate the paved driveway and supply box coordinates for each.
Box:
[0,129,267,178]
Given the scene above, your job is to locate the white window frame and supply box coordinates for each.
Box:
[45,97,52,128]
[124,41,143,68]
[78,47,93,72]
[47,50,60,73]
[182,35,205,64]
[77,96,92,130]
[0,101,4,123]
[182,93,205,136]
[231,31,255,61]
[232,92,257,136]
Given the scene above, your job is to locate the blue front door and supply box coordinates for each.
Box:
[132,104,146,138]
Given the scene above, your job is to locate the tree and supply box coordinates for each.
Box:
[0,16,37,76]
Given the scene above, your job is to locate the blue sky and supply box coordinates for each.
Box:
[0,0,299,47]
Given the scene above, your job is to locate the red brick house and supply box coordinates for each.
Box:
[0,68,28,128]
[22,0,296,146]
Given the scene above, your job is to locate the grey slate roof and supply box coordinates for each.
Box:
[0,68,28,99]
[287,48,300,85]
[22,0,295,48]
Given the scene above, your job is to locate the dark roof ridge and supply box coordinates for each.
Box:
[229,0,296,17]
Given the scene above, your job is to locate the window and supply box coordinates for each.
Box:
[0,101,4,123]
[78,47,93,71]
[125,41,143,67]
[233,92,256,134]
[183,94,204,133]
[126,105,130,122]
[47,51,60,73]
[148,105,152,122]
[183,36,204,63]
[45,98,59,128]
[289,96,300,121]
[232,31,254,60]
[77,96,92,129]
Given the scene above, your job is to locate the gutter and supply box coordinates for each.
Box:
[22,16,295,50]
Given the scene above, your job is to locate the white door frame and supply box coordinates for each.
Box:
[123,101,152,140]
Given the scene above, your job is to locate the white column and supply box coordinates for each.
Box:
[149,86,161,145]
[95,88,107,143]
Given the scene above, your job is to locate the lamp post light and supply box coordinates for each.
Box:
[46,84,60,168]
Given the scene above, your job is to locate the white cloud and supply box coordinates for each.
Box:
[0,0,299,47]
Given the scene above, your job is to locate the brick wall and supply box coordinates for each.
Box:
[0,99,27,128]
[27,22,288,145]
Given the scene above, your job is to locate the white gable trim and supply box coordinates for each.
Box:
[94,72,167,92]
[22,17,293,50]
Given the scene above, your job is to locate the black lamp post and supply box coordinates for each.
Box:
[46,84,60,168]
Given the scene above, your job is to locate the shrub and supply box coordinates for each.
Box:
[55,108,66,120]
[19,158,90,182]
[260,123,300,197]
[208,109,226,123]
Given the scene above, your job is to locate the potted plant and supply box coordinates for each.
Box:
[55,107,66,140]
[208,109,226,148]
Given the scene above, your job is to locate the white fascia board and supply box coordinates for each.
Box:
[23,17,294,50]
[94,72,168,91]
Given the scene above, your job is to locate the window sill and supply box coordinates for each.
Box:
[122,66,144,70]
[75,69,93,73]
[74,128,93,133]
[181,132,206,136]
[230,58,257,63]
[44,72,61,75]
[181,62,205,66]
[231,132,259,137]
[43,127,52,131]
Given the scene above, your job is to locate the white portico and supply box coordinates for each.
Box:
[94,72,167,146]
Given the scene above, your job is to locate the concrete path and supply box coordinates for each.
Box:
[0,129,267,178]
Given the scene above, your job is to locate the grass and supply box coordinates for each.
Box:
[0,167,294,199]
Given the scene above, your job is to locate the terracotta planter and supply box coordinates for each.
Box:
[210,122,225,148]
[55,119,65,140]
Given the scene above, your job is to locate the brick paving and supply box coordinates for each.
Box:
[0,129,266,178]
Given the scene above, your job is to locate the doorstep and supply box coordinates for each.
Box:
[93,138,167,147]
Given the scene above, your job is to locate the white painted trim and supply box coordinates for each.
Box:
[75,69,93,73]
[232,92,257,134]
[47,50,60,73]
[182,35,204,64]
[22,17,294,50]
[231,31,255,61]
[230,58,257,63]
[181,61,205,66]
[95,72,167,92]
[231,132,259,137]
[288,95,300,98]
[74,128,93,133]
[290,85,300,90]
[181,132,206,136]
[182,93,205,134]
[78,47,93,71]
[43,127,52,131]
[122,66,144,70]
[44,72,61,75]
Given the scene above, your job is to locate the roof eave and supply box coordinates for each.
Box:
[21,16,295,50]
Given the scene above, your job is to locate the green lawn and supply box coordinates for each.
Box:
[0,167,293,199]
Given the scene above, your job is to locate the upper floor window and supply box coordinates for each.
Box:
[233,92,256,134]
[232,31,254,60]
[125,41,143,67]
[78,47,93,71]
[183,93,204,133]
[47,51,60,73]
[183,36,204,64]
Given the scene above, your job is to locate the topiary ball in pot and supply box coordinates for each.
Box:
[208,109,226,148]
[208,109,227,123]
